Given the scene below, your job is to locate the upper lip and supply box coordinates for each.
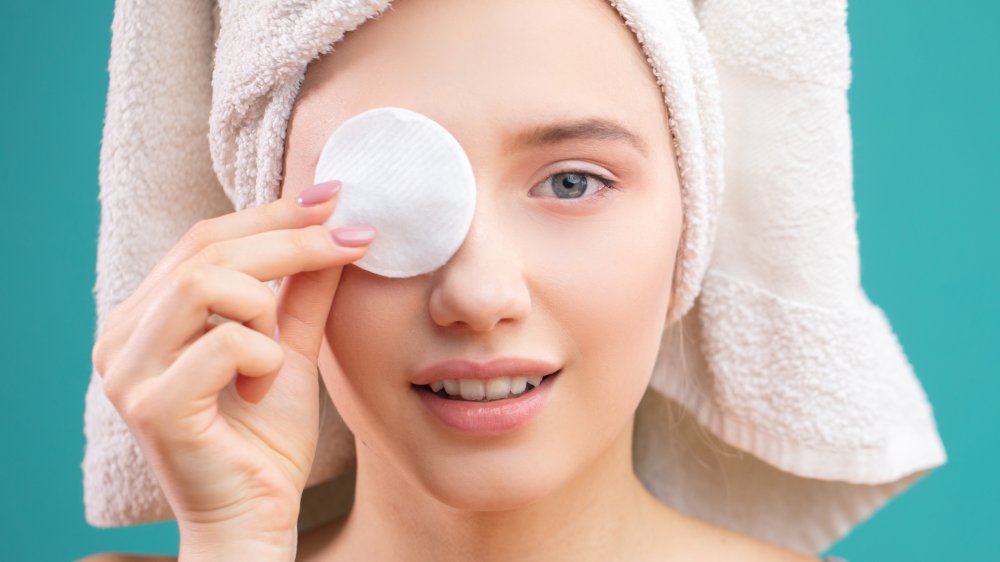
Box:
[411,357,561,386]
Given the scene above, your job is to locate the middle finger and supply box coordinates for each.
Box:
[192,223,373,283]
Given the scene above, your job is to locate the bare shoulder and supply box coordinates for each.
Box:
[685,516,820,561]
[646,501,820,562]
[76,553,176,562]
[697,525,821,562]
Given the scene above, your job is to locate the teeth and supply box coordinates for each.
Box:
[428,374,546,401]
[459,379,485,400]
[485,377,511,400]
[510,376,527,395]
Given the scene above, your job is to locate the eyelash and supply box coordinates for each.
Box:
[537,169,619,204]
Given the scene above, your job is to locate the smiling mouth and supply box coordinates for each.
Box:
[417,370,561,402]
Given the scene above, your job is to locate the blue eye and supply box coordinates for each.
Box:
[534,171,618,202]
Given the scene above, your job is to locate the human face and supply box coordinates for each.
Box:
[279,0,683,510]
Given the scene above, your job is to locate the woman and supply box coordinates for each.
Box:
[81,0,941,560]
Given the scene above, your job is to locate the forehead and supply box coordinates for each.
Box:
[287,0,669,173]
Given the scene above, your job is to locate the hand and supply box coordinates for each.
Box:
[92,180,371,554]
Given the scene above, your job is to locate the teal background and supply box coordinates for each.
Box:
[1,1,996,560]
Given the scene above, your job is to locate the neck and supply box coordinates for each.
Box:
[327,420,664,561]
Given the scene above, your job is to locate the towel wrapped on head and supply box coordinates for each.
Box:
[84,0,946,553]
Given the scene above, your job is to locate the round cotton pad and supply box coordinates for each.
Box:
[313,107,476,278]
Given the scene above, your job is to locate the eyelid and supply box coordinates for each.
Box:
[529,165,619,205]
[544,160,619,182]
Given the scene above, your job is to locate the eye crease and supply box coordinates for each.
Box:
[533,170,618,201]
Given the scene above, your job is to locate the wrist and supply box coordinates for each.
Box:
[179,524,297,562]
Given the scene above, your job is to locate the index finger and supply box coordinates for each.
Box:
[124,181,343,318]
[190,180,344,249]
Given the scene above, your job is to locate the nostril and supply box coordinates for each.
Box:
[426,258,533,332]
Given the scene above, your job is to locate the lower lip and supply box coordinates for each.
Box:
[414,371,560,434]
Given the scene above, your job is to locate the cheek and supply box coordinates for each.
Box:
[318,178,681,461]
[520,190,680,413]
[320,268,422,443]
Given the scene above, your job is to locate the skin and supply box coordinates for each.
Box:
[82,0,820,560]
[286,0,817,561]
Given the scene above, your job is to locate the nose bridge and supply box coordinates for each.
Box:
[428,193,531,332]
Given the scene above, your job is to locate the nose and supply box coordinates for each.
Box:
[428,199,531,333]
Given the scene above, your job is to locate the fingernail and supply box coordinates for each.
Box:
[296,180,342,207]
[272,325,281,341]
[330,225,376,247]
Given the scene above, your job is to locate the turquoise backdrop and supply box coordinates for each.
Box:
[1,1,996,560]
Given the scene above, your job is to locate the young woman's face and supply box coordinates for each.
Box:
[280,0,682,510]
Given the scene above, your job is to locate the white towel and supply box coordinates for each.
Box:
[83,0,946,554]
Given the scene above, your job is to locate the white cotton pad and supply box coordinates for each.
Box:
[313,107,477,278]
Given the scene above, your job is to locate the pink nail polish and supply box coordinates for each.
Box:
[330,226,376,247]
[297,180,341,207]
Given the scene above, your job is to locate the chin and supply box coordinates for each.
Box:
[414,458,568,512]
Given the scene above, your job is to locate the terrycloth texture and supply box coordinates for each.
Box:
[83,0,947,554]
[314,106,477,278]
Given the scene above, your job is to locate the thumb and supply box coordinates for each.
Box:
[237,266,344,404]
[274,265,345,359]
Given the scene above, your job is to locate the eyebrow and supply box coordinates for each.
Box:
[506,117,649,157]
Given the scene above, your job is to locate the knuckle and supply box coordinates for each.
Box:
[122,388,160,431]
[289,227,314,254]
[181,219,213,249]
[207,321,246,356]
[101,370,123,404]
[254,282,279,323]
[193,240,224,267]
[172,262,210,296]
[101,367,131,409]
[92,338,108,377]
[295,225,328,254]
